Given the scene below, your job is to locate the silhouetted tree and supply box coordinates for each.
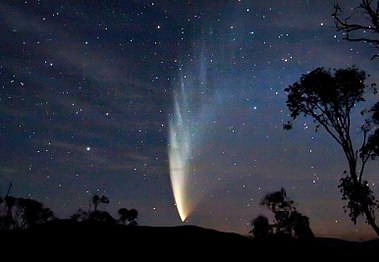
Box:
[118,208,128,225]
[89,210,116,224]
[127,208,138,226]
[71,208,89,222]
[92,194,109,211]
[285,67,379,235]
[333,0,379,60]
[0,196,55,230]
[71,208,116,224]
[250,188,313,240]
[72,194,114,223]
[71,195,139,226]
[260,188,294,237]
[18,198,55,228]
[250,215,272,240]
[0,183,15,230]
[2,196,16,230]
[291,211,314,239]
[118,208,138,226]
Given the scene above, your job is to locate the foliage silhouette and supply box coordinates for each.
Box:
[333,0,379,60]
[285,67,379,235]
[250,215,272,240]
[92,194,109,211]
[89,210,116,224]
[72,194,113,224]
[71,194,138,226]
[118,208,138,226]
[0,196,55,230]
[250,188,314,240]
[70,208,89,222]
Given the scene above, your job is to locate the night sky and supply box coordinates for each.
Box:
[1,0,379,240]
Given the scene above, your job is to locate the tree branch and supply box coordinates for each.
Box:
[359,151,371,182]
[361,0,379,32]
[333,0,379,59]
[305,105,344,147]
[358,127,371,182]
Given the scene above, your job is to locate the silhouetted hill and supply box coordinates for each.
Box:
[1,220,378,259]
[29,219,252,246]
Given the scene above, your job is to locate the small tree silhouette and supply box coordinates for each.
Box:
[72,194,112,223]
[89,210,116,224]
[0,196,55,230]
[118,208,138,226]
[18,198,55,229]
[250,188,314,240]
[250,215,272,240]
[92,194,109,211]
[71,195,138,226]
[71,208,89,222]
[291,211,314,239]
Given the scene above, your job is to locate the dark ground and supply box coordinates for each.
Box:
[1,220,378,259]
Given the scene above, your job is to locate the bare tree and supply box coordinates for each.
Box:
[333,0,379,59]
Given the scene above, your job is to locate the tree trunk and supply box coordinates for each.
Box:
[349,163,379,236]
[363,206,379,236]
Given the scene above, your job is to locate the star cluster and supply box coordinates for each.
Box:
[1,0,378,240]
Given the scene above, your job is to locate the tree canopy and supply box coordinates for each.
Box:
[285,67,379,235]
[250,188,314,240]
[0,196,55,230]
[71,194,138,226]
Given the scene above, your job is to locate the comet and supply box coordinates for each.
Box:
[168,54,221,222]
[168,78,193,221]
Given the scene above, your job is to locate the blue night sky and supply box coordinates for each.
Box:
[1,0,378,240]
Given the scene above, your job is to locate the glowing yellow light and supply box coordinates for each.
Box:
[168,79,200,222]
[168,60,218,222]
[168,96,191,221]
